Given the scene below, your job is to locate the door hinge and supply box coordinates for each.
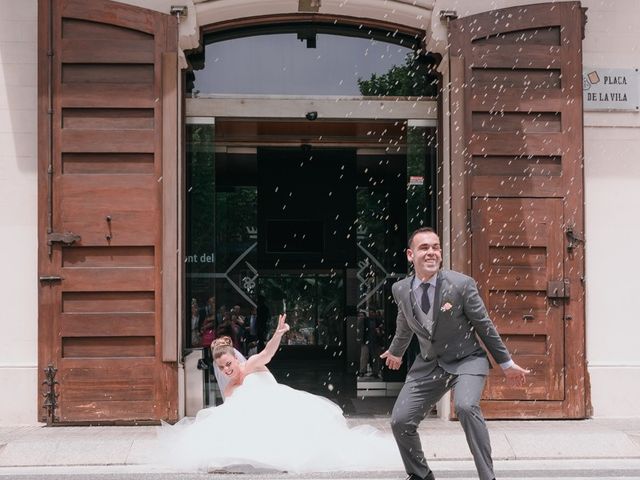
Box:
[565,226,585,252]
[47,231,80,246]
[42,363,59,426]
[39,275,63,284]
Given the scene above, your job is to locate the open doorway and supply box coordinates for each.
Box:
[182,20,439,413]
[185,118,437,413]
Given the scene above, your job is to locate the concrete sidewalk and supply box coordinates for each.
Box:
[0,417,639,469]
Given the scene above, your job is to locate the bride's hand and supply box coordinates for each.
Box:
[275,313,290,335]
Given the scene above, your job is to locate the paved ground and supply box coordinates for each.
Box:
[2,460,640,479]
[0,417,639,478]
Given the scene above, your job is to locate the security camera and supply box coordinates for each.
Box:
[305,111,318,121]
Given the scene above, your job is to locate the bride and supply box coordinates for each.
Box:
[158,313,402,473]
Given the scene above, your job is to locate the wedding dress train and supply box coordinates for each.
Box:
[157,371,402,472]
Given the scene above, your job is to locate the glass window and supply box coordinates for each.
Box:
[188,28,437,97]
[185,122,216,351]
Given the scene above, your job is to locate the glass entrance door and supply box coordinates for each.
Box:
[254,147,356,401]
[185,118,437,412]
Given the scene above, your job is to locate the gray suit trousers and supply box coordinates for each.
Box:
[391,357,495,480]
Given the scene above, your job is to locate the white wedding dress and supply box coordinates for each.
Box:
[157,371,402,472]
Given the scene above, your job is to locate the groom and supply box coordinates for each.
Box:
[381,227,529,480]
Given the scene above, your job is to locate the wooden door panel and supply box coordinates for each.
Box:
[61,246,155,267]
[61,63,156,83]
[62,154,155,175]
[487,291,549,334]
[61,291,155,313]
[61,17,155,40]
[61,130,155,152]
[62,401,158,422]
[62,109,155,130]
[38,0,177,424]
[61,336,156,358]
[471,112,562,134]
[60,313,156,337]
[470,176,563,198]
[59,173,159,247]
[473,197,564,402]
[61,267,155,291]
[470,44,562,66]
[59,175,158,200]
[61,39,156,63]
[62,84,156,108]
[61,214,158,246]
[470,156,562,177]
[58,188,158,214]
[470,69,561,90]
[470,25,561,46]
[59,363,157,422]
[487,270,547,291]
[60,0,160,33]
[469,133,564,156]
[449,1,586,418]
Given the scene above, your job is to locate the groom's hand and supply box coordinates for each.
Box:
[380,350,402,370]
[503,363,530,386]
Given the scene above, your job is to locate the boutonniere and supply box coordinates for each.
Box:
[441,302,453,312]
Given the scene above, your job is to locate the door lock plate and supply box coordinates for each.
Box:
[547,280,570,299]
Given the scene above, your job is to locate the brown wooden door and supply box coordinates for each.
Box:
[449,2,587,418]
[38,0,178,423]
[473,198,565,401]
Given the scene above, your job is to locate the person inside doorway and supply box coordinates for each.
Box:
[189,298,202,348]
[380,227,530,480]
[357,309,383,378]
[256,294,270,352]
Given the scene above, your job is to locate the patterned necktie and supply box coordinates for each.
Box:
[421,283,431,315]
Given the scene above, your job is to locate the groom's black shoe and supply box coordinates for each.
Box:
[406,471,435,480]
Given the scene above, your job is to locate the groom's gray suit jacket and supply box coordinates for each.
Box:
[388,269,511,377]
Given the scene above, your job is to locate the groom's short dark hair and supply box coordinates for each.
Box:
[407,227,438,248]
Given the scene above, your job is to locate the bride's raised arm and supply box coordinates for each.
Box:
[245,313,289,370]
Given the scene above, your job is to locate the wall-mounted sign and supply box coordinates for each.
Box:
[408,176,424,186]
[583,68,639,111]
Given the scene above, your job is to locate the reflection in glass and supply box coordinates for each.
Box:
[185,123,216,350]
[407,127,437,235]
[258,274,344,348]
[184,118,438,405]
[189,31,437,97]
[358,53,436,96]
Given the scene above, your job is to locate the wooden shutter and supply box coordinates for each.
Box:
[449,2,587,418]
[38,0,178,423]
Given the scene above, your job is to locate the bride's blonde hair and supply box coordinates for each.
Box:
[211,336,234,359]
